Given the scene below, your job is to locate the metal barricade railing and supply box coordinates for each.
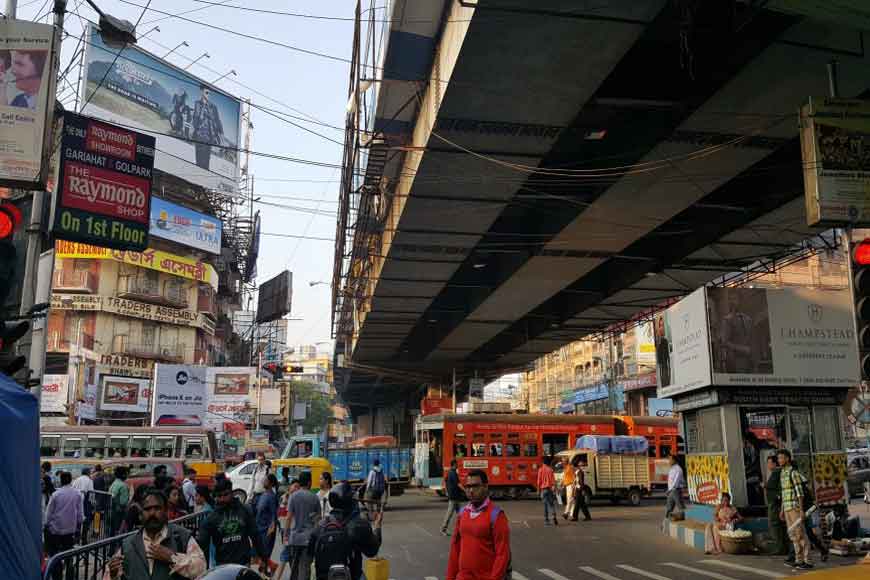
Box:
[82,491,114,545]
[44,511,207,580]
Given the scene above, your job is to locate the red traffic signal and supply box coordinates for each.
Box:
[0,202,22,240]
[854,238,870,265]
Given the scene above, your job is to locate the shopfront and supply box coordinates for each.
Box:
[562,382,610,415]
[655,286,856,511]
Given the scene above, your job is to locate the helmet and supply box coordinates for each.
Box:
[199,565,264,580]
[328,482,355,514]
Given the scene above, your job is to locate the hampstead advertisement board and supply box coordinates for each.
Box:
[655,287,860,399]
[655,287,713,398]
[151,364,207,427]
[81,25,241,194]
[150,196,222,254]
[0,19,56,188]
[52,111,155,251]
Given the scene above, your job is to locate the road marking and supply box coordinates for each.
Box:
[539,569,573,580]
[615,564,673,580]
[425,576,439,580]
[698,561,784,578]
[414,523,435,537]
[579,566,622,580]
[512,572,531,580]
[661,563,738,580]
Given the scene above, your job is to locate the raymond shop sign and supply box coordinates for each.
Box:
[52,112,155,251]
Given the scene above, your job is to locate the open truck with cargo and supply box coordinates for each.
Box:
[281,434,412,502]
[555,435,651,506]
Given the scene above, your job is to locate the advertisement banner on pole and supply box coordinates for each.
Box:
[100,375,151,412]
[52,111,155,251]
[150,196,222,254]
[152,364,206,426]
[801,98,870,226]
[0,20,57,188]
[655,288,713,399]
[41,374,69,413]
[205,366,255,431]
[707,286,858,388]
[79,380,98,420]
[80,25,241,194]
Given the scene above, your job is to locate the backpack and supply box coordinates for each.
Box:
[313,517,353,579]
[369,469,385,496]
[457,504,512,580]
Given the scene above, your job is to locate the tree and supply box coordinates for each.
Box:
[291,381,333,434]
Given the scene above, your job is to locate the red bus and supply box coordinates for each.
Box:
[615,416,682,489]
[421,413,616,498]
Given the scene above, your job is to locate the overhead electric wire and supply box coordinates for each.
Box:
[141,0,238,26]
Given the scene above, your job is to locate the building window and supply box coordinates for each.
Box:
[813,407,842,452]
[698,408,724,453]
[789,408,812,454]
[684,412,699,453]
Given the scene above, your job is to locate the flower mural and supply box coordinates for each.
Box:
[687,454,731,505]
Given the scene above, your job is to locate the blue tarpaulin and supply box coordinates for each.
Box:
[0,373,41,579]
[575,435,649,455]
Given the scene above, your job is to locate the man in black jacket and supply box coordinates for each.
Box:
[764,456,788,555]
[441,460,463,536]
[309,483,382,580]
[197,480,264,567]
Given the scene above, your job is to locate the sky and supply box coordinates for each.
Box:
[17,0,359,350]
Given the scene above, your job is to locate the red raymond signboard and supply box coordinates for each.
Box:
[52,112,155,251]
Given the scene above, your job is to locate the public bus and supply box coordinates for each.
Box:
[415,413,682,497]
[615,415,683,489]
[415,413,617,498]
[39,425,221,478]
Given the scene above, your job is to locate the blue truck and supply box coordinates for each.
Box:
[280,434,413,499]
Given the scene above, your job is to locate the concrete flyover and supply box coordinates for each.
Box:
[332,0,870,413]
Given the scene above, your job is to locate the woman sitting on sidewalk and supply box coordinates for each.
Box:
[706,493,743,555]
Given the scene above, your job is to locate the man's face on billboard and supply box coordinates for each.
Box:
[201,88,210,102]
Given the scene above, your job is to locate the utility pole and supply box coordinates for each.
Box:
[5,0,17,19]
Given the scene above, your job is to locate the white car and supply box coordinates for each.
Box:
[227,459,260,502]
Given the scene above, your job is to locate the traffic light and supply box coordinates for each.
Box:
[284,365,304,374]
[0,320,29,376]
[0,201,22,306]
[263,362,283,379]
[852,238,870,378]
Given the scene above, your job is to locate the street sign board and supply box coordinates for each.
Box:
[52,112,155,251]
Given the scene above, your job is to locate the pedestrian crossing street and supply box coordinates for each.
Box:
[398,559,805,580]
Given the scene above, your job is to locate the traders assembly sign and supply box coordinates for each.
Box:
[801,97,870,226]
[52,111,155,251]
[80,25,241,194]
[707,286,858,388]
[0,20,56,188]
[152,364,206,426]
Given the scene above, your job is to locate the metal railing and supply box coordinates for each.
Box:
[43,511,207,580]
[81,491,114,545]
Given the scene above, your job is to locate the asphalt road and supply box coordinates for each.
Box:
[375,491,861,580]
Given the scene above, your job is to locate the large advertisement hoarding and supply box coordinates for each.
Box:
[81,25,241,194]
[655,288,712,398]
[707,286,858,388]
[41,374,69,413]
[205,366,256,431]
[52,111,155,251]
[655,287,860,398]
[100,375,150,412]
[801,98,870,227]
[150,196,222,254]
[0,20,56,188]
[151,364,206,426]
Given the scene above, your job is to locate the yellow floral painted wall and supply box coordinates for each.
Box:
[810,453,848,506]
[687,454,731,505]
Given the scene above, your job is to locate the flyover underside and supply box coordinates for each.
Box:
[342,1,870,404]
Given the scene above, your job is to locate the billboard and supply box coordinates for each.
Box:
[52,111,155,251]
[707,286,858,388]
[0,20,56,188]
[256,270,292,323]
[41,374,69,413]
[655,287,860,398]
[99,375,150,412]
[205,366,256,431]
[152,364,206,426]
[655,288,712,398]
[150,196,222,254]
[81,25,241,194]
[801,98,870,227]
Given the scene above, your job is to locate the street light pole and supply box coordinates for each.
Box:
[164,41,189,58]
[5,0,16,20]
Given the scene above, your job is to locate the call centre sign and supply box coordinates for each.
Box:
[52,111,155,251]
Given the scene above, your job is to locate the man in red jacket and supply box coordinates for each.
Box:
[446,469,511,580]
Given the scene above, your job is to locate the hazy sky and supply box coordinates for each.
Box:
[20,0,356,350]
